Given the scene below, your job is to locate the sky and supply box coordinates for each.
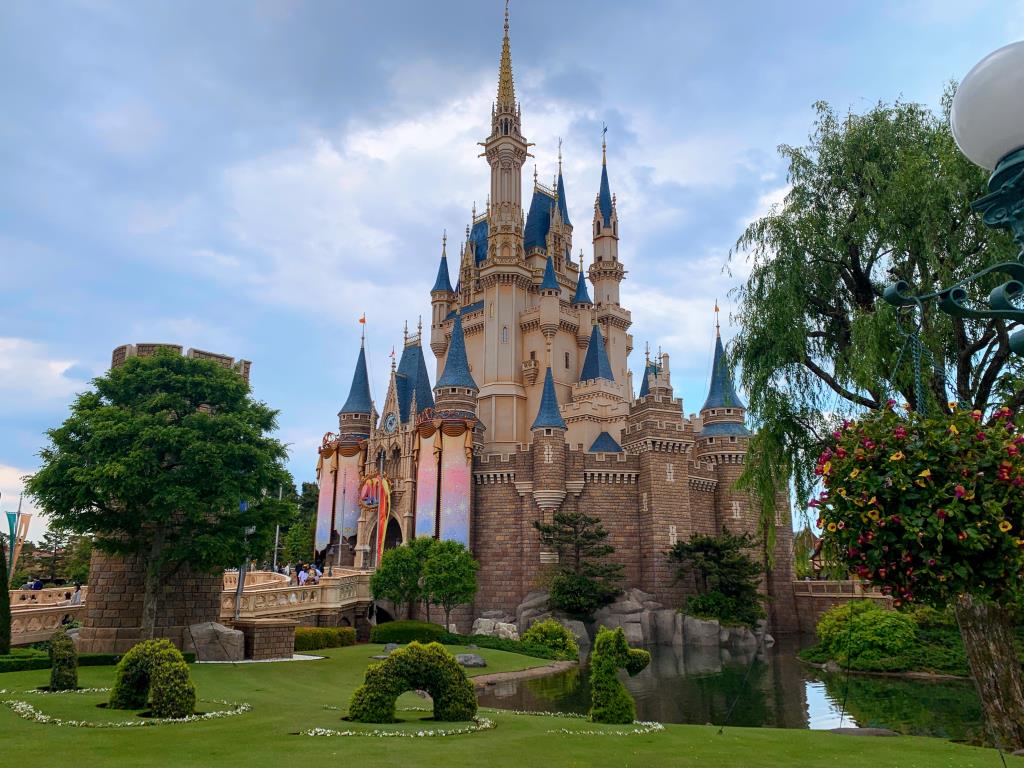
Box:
[1,0,1022,541]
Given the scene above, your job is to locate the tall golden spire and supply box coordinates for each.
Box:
[497,0,515,109]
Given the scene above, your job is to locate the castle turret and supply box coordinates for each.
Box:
[434,312,478,416]
[579,323,614,383]
[430,234,456,358]
[697,323,748,441]
[539,254,560,364]
[338,340,374,439]
[531,367,567,533]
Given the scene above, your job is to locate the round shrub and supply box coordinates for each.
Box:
[149,658,196,718]
[48,627,78,691]
[370,619,447,645]
[815,600,883,658]
[588,627,650,725]
[109,639,194,716]
[347,641,476,723]
[839,611,917,669]
[521,619,579,660]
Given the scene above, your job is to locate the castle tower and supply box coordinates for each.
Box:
[531,367,567,563]
[572,251,594,349]
[430,234,456,358]
[590,135,632,384]
[338,339,375,439]
[435,312,479,415]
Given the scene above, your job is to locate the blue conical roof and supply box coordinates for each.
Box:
[572,263,592,305]
[532,367,566,430]
[638,360,660,398]
[396,342,434,422]
[589,431,622,453]
[432,249,453,293]
[340,344,373,415]
[556,169,571,227]
[436,313,477,391]
[524,188,553,252]
[539,255,559,293]
[702,334,744,410]
[598,162,612,226]
[580,324,614,382]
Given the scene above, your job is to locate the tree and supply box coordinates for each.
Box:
[422,540,478,630]
[817,404,1024,749]
[281,518,314,566]
[25,351,291,639]
[39,528,71,582]
[666,529,765,627]
[370,542,425,617]
[0,537,10,654]
[406,536,437,621]
[730,95,1019,533]
[534,509,622,619]
[64,535,93,585]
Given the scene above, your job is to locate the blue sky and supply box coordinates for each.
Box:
[2,0,1021,539]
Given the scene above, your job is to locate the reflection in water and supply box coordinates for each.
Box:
[477,639,982,740]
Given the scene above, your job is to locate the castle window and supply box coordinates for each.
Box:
[730,436,736,443]
[708,437,714,444]
[530,350,536,361]
[564,352,570,369]
[502,326,509,344]
[544,428,552,436]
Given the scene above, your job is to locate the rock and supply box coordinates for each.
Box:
[597,613,623,631]
[684,645,722,675]
[495,622,519,641]
[653,610,678,646]
[621,621,645,647]
[557,619,589,655]
[763,634,775,647]
[726,626,758,648]
[519,610,551,632]
[642,600,663,611]
[188,622,244,662]
[384,643,399,652]
[682,615,720,647]
[471,618,496,636]
[627,588,656,605]
[611,599,643,615]
[455,653,487,668]
[481,610,508,620]
[466,644,478,650]
[370,654,390,660]
[824,660,842,674]
[830,727,899,737]
[639,610,655,645]
[516,591,549,619]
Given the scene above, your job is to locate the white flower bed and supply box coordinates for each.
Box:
[480,708,665,736]
[302,716,495,738]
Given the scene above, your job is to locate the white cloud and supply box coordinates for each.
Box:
[0,338,89,410]
[88,101,165,158]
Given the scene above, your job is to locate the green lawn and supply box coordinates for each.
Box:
[0,643,1018,768]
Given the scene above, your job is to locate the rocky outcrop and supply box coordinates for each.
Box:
[471,617,520,641]
[188,621,244,662]
[455,653,487,668]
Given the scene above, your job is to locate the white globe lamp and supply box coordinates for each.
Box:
[951,41,1024,172]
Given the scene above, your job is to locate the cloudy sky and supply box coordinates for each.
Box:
[1,0,1021,539]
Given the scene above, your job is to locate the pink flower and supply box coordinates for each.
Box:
[808,498,820,508]
[954,485,966,499]
[928,558,936,567]
[836,447,847,458]
[833,430,842,440]
[937,509,948,520]
[976,432,987,441]
[894,426,907,439]
[886,399,897,409]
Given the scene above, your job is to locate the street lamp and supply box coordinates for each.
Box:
[885,40,1024,353]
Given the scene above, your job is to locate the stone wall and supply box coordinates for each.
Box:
[78,550,222,653]
[234,618,296,660]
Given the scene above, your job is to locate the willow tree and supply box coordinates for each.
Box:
[731,94,1020,520]
[26,352,291,638]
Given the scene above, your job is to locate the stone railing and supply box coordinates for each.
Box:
[10,604,84,645]
[222,570,289,591]
[792,579,886,597]
[10,586,89,609]
[792,579,892,633]
[219,570,371,622]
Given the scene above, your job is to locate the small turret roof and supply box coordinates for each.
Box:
[340,344,373,415]
[702,334,745,411]
[589,431,623,453]
[396,342,434,422]
[580,324,614,382]
[470,217,488,264]
[531,367,566,430]
[436,313,478,391]
[539,254,559,293]
[638,359,661,398]
[556,169,571,227]
[431,246,454,294]
[524,187,554,252]
[572,262,592,305]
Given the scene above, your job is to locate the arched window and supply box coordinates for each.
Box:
[564,351,570,369]
[501,326,509,344]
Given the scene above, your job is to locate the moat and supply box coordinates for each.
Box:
[477,639,983,741]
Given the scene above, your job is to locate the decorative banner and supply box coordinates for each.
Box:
[359,474,392,562]
[439,432,471,546]
[335,452,362,541]
[314,442,338,554]
[414,431,440,538]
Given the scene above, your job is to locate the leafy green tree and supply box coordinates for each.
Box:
[25,351,291,639]
[38,527,71,582]
[64,534,93,585]
[281,517,314,566]
[535,509,622,619]
[371,541,426,617]
[0,537,10,654]
[406,536,437,621]
[422,540,478,629]
[667,529,765,627]
[730,95,1018,534]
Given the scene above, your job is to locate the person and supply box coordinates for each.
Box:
[32,577,43,590]
[297,567,308,586]
[70,584,82,605]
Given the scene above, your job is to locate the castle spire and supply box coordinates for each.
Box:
[702,330,744,411]
[431,231,454,293]
[532,367,566,430]
[340,340,373,415]
[580,323,614,382]
[572,251,592,305]
[497,0,515,109]
[597,125,613,226]
[556,139,571,227]
[436,312,478,392]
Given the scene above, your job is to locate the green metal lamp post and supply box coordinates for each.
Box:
[885,41,1024,354]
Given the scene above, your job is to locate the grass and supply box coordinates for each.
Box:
[0,643,1019,767]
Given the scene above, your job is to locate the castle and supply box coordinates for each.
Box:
[315,8,797,632]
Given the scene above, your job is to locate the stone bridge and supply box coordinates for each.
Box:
[791,579,891,633]
[10,570,372,646]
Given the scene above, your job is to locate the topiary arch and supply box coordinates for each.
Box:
[589,626,651,724]
[108,638,196,719]
[347,641,477,723]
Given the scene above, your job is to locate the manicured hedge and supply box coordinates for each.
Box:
[370,620,448,644]
[0,649,196,674]
[48,627,78,691]
[521,619,580,660]
[294,626,356,652]
[443,633,562,660]
[589,626,650,724]
[109,639,196,718]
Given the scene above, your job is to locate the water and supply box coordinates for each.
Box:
[477,639,984,741]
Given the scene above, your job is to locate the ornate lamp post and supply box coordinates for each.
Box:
[885,41,1024,354]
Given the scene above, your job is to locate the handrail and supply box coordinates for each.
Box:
[219,572,372,621]
[792,579,886,597]
[10,604,83,645]
[10,587,88,609]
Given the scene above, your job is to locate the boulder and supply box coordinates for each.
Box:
[682,615,720,647]
[455,653,487,668]
[557,619,590,655]
[495,622,519,641]
[627,588,656,605]
[516,591,549,619]
[481,610,509,620]
[611,599,644,615]
[621,621,645,647]
[471,618,496,636]
[384,643,399,653]
[763,634,775,647]
[642,600,663,611]
[653,609,678,646]
[726,626,758,649]
[519,609,552,632]
[639,610,655,646]
[188,622,244,662]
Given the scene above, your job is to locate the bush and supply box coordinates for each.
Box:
[521,619,580,660]
[549,571,618,620]
[48,627,77,691]
[294,626,356,652]
[0,649,195,674]
[347,641,476,723]
[442,633,561,660]
[815,601,917,670]
[370,620,447,645]
[686,590,765,628]
[816,600,885,658]
[588,627,650,724]
[109,639,195,717]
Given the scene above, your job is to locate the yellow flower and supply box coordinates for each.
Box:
[868,496,877,505]
[822,461,832,476]
[950,424,959,435]
[999,520,1012,533]
[860,514,869,524]
[827,522,837,533]
[918,469,931,478]
[867,509,880,521]
[948,401,958,410]
[889,451,905,461]
[850,468,860,479]
[838,487,847,498]
[965,490,976,501]
[916,479,927,488]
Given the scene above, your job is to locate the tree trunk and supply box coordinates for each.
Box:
[140,527,166,640]
[444,607,451,632]
[424,600,431,623]
[954,593,1024,750]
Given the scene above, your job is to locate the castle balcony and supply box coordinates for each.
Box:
[521,357,539,384]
